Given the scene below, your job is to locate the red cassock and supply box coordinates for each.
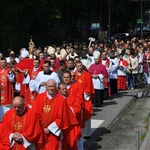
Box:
[2,107,47,150]
[0,123,10,150]
[118,76,127,90]
[0,67,14,105]
[74,70,94,127]
[118,60,129,90]
[24,67,42,105]
[32,92,77,150]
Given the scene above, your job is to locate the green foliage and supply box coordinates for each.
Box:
[140,132,147,142]
[140,116,149,142]
[0,0,149,55]
[0,0,58,54]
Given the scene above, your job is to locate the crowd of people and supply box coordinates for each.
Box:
[0,36,150,150]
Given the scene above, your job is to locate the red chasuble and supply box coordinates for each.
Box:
[0,123,10,150]
[2,107,47,150]
[15,58,34,70]
[24,67,42,105]
[74,70,94,127]
[64,94,82,150]
[32,92,74,150]
[68,81,84,127]
[0,67,14,105]
[15,59,33,100]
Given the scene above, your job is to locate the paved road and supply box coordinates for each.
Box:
[84,83,150,150]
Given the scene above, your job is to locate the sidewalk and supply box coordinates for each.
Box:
[84,83,148,150]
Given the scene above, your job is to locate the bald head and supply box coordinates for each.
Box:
[13,96,25,116]
[46,79,56,95]
[46,79,56,87]
[13,96,24,105]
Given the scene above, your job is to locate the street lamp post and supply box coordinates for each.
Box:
[108,0,111,38]
[141,2,143,38]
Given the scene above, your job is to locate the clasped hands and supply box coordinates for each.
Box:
[12,132,23,142]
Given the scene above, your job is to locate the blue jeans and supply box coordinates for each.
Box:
[128,74,137,88]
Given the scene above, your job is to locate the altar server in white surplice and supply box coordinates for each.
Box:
[29,60,60,94]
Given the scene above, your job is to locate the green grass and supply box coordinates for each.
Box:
[144,116,149,130]
[140,132,147,142]
[140,116,149,142]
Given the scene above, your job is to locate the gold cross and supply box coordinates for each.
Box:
[43,105,51,112]
[14,122,23,131]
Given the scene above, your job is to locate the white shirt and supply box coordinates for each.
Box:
[30,71,60,93]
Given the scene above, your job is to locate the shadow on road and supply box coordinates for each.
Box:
[103,101,117,107]
[84,127,111,150]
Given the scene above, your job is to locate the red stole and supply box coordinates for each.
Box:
[100,58,110,67]
[118,59,128,67]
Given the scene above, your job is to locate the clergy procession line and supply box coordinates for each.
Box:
[0,36,150,150]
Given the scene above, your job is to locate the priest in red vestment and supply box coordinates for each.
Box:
[0,123,10,150]
[0,57,15,105]
[15,48,34,70]
[2,96,47,150]
[74,61,94,138]
[14,48,34,99]
[75,61,94,122]
[63,71,84,126]
[32,79,75,150]
[23,58,42,105]
[58,80,82,150]
[62,71,85,150]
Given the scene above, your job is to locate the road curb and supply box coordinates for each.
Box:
[140,131,149,150]
[84,90,139,150]
[106,91,139,130]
